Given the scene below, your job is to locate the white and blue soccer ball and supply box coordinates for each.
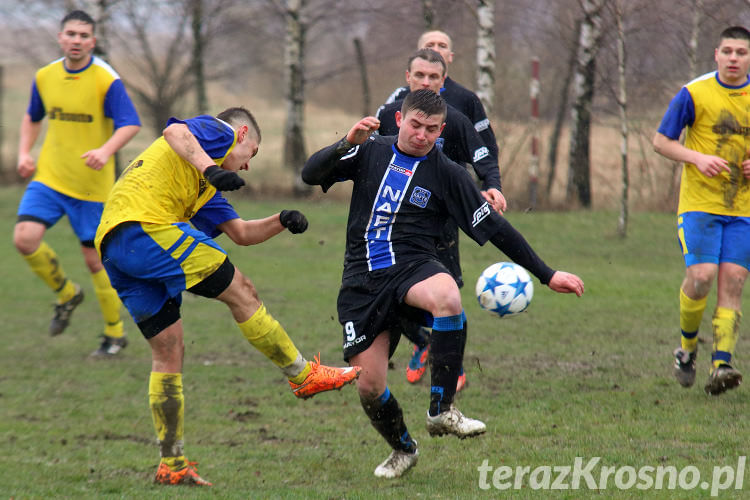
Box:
[475,262,533,317]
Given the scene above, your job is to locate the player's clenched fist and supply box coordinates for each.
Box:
[280,210,308,234]
[204,165,245,191]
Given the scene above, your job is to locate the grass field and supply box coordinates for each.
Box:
[1,184,748,499]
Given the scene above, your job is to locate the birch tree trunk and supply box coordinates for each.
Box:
[476,0,495,116]
[547,19,581,196]
[353,38,370,118]
[616,0,629,237]
[688,0,703,79]
[283,0,310,196]
[566,0,604,207]
[191,0,208,114]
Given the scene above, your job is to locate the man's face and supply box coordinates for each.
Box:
[419,31,453,66]
[406,58,445,94]
[715,38,750,86]
[223,125,260,172]
[58,20,95,68]
[395,108,445,157]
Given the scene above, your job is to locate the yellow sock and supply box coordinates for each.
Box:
[238,304,308,380]
[679,288,706,352]
[712,307,741,369]
[23,241,76,302]
[149,372,185,467]
[91,269,124,338]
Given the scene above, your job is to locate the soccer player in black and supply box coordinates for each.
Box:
[302,89,584,479]
[378,48,505,389]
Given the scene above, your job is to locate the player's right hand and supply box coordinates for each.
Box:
[279,210,308,234]
[204,165,245,191]
[347,116,381,145]
[17,153,36,178]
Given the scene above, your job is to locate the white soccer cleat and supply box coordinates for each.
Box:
[426,405,486,438]
[374,443,419,479]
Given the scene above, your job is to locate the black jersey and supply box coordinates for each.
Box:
[302,135,554,282]
[384,77,499,159]
[375,100,501,191]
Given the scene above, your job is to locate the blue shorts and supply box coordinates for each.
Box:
[677,212,750,269]
[100,221,229,326]
[17,181,103,245]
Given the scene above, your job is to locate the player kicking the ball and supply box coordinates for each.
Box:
[302,89,584,478]
[94,107,360,486]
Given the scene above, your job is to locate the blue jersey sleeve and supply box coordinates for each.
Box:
[166,115,235,160]
[190,191,240,238]
[27,81,45,122]
[657,87,695,140]
[103,79,141,129]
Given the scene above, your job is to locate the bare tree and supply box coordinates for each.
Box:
[615,0,629,237]
[688,0,704,79]
[353,38,371,117]
[192,0,208,114]
[566,0,605,207]
[422,0,436,29]
[475,0,495,116]
[283,0,310,196]
[546,19,581,196]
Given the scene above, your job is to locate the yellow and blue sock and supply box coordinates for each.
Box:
[149,372,187,470]
[238,303,309,382]
[91,269,124,338]
[679,288,706,353]
[711,307,741,370]
[23,241,76,303]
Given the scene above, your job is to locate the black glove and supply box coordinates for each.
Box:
[280,210,308,234]
[204,165,245,191]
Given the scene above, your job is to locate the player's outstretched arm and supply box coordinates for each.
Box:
[548,271,584,297]
[219,210,308,246]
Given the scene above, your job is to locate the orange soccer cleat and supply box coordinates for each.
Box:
[289,354,361,399]
[406,344,429,383]
[154,461,212,486]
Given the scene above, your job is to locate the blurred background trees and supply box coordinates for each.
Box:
[2,0,750,210]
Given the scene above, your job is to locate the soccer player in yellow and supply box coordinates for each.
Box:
[653,26,750,395]
[14,10,141,356]
[94,107,361,486]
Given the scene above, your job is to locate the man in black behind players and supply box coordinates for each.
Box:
[302,89,584,479]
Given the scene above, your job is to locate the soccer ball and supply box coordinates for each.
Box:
[475,262,533,317]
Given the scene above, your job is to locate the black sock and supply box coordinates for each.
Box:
[361,388,416,453]
[429,313,465,416]
[400,319,430,349]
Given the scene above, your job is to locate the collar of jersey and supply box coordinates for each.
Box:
[391,143,428,162]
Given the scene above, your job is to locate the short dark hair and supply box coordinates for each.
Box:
[61,10,95,32]
[400,88,447,121]
[720,26,750,44]
[216,107,261,143]
[407,48,447,76]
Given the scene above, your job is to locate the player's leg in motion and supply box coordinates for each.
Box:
[85,247,128,356]
[673,286,707,387]
[426,312,485,438]
[219,268,361,399]
[14,222,83,336]
[148,317,212,486]
[351,333,418,479]
[704,260,747,395]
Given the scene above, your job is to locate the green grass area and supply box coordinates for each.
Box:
[0,184,747,499]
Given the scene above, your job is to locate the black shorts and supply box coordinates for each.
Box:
[338,259,450,361]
